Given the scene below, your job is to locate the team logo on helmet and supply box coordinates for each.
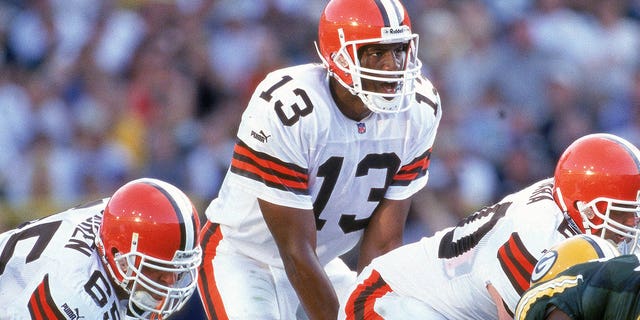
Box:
[530,250,558,284]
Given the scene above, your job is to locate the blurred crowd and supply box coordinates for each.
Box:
[1,0,640,241]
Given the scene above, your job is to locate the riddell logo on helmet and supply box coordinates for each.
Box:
[381,26,410,38]
[176,251,198,260]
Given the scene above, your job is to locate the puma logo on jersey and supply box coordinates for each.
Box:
[61,303,84,319]
[251,130,271,143]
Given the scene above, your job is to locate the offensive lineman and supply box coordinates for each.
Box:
[196,0,442,319]
[339,133,640,320]
[0,178,202,319]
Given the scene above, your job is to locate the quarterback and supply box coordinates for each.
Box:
[196,0,442,319]
[0,178,202,319]
[340,133,640,320]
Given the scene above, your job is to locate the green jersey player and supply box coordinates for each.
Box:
[517,253,640,319]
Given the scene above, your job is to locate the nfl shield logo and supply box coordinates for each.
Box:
[357,122,366,134]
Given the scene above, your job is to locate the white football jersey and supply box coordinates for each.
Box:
[205,63,442,267]
[0,199,127,319]
[360,178,579,319]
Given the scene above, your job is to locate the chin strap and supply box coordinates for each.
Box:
[561,205,586,236]
[127,302,161,320]
[556,187,583,235]
[563,211,583,235]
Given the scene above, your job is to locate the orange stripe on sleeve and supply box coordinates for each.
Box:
[28,274,65,319]
[392,149,431,185]
[497,233,538,294]
[345,270,392,320]
[230,141,309,193]
[231,157,308,190]
[197,221,229,320]
[234,144,307,180]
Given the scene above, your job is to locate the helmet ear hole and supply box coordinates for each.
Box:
[572,200,581,212]
[113,250,129,274]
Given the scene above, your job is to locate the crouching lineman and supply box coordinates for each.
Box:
[339,133,640,320]
[0,178,202,319]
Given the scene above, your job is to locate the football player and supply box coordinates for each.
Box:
[339,133,640,320]
[515,235,640,320]
[196,0,442,319]
[0,178,202,319]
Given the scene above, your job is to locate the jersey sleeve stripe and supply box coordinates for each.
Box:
[28,274,66,319]
[230,140,309,194]
[391,148,431,186]
[344,269,392,320]
[497,233,537,296]
[235,140,308,178]
[197,221,229,320]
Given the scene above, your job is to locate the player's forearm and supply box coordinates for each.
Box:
[357,198,411,272]
[357,220,405,272]
[486,282,513,320]
[282,253,339,319]
[357,235,402,273]
[293,276,339,320]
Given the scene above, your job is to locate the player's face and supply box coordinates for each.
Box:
[143,267,178,285]
[358,43,407,96]
[602,209,639,243]
[139,265,179,300]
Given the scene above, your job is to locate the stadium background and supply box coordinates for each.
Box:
[1,0,639,318]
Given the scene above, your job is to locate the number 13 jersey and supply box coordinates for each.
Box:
[205,63,442,267]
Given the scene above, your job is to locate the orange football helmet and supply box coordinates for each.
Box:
[317,0,422,113]
[553,133,640,254]
[95,178,202,319]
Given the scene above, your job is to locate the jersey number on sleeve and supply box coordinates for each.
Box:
[260,75,313,127]
[0,219,122,318]
[0,220,62,275]
[438,202,512,259]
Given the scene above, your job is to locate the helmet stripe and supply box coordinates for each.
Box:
[604,134,640,170]
[144,179,196,251]
[579,234,605,258]
[374,0,404,27]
